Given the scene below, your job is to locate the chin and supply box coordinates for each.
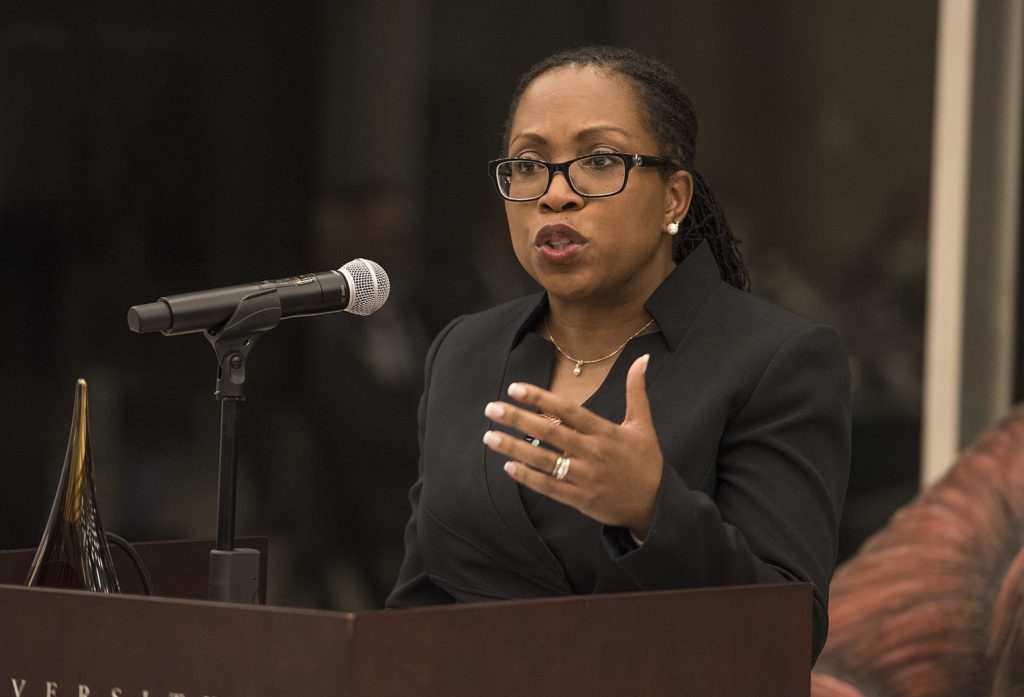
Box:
[540,276,605,304]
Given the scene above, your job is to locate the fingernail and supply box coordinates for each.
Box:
[504,461,517,475]
[508,383,527,399]
[641,353,650,374]
[484,402,505,418]
[483,431,501,447]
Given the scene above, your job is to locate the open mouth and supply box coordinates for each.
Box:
[535,224,587,250]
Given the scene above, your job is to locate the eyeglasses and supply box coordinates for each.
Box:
[488,152,678,201]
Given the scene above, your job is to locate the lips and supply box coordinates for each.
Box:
[535,223,587,250]
[533,224,587,264]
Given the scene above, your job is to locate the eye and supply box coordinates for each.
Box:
[580,154,619,170]
[513,159,545,175]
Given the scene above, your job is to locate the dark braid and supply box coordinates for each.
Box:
[682,171,750,290]
[502,45,750,291]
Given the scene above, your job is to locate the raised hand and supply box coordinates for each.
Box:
[482,354,663,540]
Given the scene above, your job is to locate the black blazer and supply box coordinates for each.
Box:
[387,243,851,660]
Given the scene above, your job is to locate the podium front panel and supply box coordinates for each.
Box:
[0,575,810,697]
[355,583,811,696]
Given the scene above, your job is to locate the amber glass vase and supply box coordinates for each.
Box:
[25,379,120,592]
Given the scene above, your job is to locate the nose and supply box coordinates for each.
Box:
[538,171,583,212]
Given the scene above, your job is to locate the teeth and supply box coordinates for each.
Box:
[549,241,568,249]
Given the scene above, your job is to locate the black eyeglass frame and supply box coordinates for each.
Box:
[487,152,680,202]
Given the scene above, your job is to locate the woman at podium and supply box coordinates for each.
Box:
[387,45,850,661]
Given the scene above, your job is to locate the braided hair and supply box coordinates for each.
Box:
[502,45,750,291]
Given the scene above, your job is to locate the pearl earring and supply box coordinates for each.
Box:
[666,222,680,235]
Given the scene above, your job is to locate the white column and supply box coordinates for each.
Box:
[921,0,976,486]
[922,0,1024,486]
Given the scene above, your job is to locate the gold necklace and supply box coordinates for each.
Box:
[544,317,656,377]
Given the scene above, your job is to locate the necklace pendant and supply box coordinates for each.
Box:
[573,362,582,377]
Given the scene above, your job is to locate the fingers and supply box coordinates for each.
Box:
[482,428,570,477]
[623,354,652,426]
[484,401,585,454]
[502,460,577,507]
[503,382,611,436]
[482,356,661,531]
[482,430,580,512]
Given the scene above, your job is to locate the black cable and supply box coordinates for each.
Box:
[105,532,157,596]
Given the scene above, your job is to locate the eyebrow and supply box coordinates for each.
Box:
[510,125,632,148]
[576,125,630,139]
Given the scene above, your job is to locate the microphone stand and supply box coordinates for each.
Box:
[204,289,282,603]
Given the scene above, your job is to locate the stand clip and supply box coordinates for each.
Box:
[205,288,282,400]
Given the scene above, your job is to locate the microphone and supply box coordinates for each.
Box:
[127,258,390,335]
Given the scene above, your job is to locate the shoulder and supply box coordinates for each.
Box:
[718,283,823,334]
[651,244,842,363]
[667,283,848,416]
[706,283,847,360]
[430,293,543,353]
[459,293,543,331]
[422,293,544,382]
[711,287,850,416]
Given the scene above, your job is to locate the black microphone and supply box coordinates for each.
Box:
[127,258,390,335]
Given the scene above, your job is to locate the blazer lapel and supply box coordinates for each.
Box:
[483,328,571,589]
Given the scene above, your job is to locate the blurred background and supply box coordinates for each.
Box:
[0,1,956,610]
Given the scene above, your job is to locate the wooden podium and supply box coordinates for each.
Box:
[0,541,810,696]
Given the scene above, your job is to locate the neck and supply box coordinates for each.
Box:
[544,283,665,360]
[546,249,673,339]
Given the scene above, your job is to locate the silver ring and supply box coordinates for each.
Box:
[552,454,571,480]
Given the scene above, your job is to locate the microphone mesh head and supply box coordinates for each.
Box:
[340,258,390,316]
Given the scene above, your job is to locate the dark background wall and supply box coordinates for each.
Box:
[0,1,937,610]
